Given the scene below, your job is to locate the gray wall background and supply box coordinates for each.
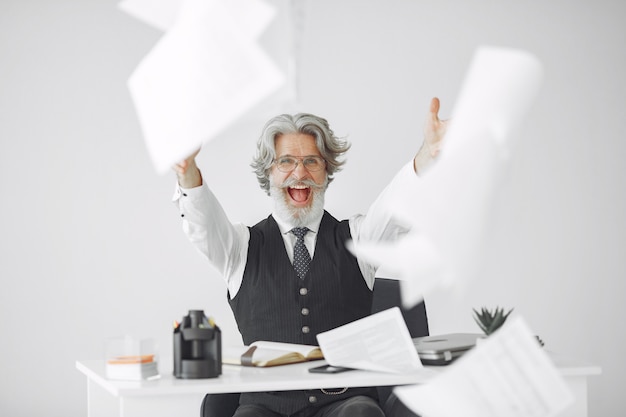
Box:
[1,0,624,415]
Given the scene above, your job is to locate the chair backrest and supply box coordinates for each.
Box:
[370,277,428,410]
[371,277,429,338]
[200,277,429,417]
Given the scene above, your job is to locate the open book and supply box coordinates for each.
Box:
[223,341,324,367]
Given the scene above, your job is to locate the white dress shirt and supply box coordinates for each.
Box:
[173,161,419,298]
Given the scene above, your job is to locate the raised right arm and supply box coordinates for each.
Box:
[172,150,249,297]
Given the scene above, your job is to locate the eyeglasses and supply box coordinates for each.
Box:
[274,155,326,172]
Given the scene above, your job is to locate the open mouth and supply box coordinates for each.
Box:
[287,184,311,204]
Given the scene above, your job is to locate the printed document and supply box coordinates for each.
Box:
[316,307,423,373]
[394,316,573,417]
[349,46,544,307]
[118,0,275,36]
[125,0,284,173]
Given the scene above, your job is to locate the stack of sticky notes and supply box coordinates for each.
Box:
[105,337,160,381]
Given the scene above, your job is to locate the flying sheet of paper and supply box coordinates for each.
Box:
[394,316,573,417]
[118,0,276,37]
[125,0,285,173]
[316,307,424,373]
[118,0,182,31]
[349,46,544,306]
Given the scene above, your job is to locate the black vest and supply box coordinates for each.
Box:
[228,211,376,414]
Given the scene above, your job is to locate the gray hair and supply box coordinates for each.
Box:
[251,113,350,195]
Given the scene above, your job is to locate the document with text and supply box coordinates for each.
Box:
[316,307,423,374]
[349,46,544,308]
[126,0,284,173]
[118,0,275,37]
[394,316,573,417]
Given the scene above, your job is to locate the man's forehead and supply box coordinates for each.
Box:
[275,133,320,155]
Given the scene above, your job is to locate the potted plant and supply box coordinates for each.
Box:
[472,307,544,346]
[472,306,514,336]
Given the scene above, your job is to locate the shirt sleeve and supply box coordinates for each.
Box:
[172,181,249,298]
[349,160,418,289]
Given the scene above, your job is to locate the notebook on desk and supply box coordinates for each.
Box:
[413,333,483,365]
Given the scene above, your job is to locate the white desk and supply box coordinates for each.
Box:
[76,353,600,417]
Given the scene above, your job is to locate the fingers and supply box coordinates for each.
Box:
[172,160,187,175]
[172,157,189,174]
[422,97,447,159]
[424,96,444,134]
[171,148,201,175]
[430,97,441,120]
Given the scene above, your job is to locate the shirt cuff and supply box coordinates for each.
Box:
[171,181,207,202]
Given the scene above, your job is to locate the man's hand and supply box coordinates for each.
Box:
[413,97,448,175]
[173,148,202,188]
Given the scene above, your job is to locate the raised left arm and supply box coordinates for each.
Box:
[413,97,448,175]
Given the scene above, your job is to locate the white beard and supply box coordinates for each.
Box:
[270,177,327,227]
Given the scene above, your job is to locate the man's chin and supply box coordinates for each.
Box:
[276,200,323,226]
[286,205,314,224]
[270,184,326,226]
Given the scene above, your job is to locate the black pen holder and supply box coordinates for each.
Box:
[173,310,222,379]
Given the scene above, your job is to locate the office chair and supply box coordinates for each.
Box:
[200,278,429,417]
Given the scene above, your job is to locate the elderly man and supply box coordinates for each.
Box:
[173,98,447,417]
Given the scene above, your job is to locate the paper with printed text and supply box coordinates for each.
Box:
[394,316,573,417]
[123,0,284,173]
[316,307,423,373]
[350,46,544,306]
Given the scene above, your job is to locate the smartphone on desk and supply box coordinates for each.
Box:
[309,364,353,374]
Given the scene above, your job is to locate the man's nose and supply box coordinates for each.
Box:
[291,161,309,178]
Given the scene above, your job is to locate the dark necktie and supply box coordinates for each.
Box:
[291,227,311,279]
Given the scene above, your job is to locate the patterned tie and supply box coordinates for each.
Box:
[291,227,311,279]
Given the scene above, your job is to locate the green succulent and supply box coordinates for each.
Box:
[473,306,513,336]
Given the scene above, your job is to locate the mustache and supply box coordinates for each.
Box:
[279,177,327,190]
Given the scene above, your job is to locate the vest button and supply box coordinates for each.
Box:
[302,326,310,334]
[308,395,317,403]
[299,288,308,296]
[301,308,309,316]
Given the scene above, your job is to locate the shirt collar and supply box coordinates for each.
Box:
[273,209,324,236]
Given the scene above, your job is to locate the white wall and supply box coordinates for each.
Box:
[1,0,624,415]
